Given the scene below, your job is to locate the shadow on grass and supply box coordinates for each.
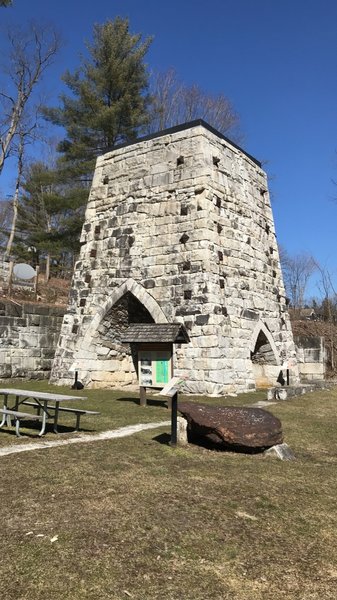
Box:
[188,435,266,454]
[152,430,266,455]
[152,432,171,445]
[116,396,169,409]
[0,425,38,439]
[0,420,94,439]
[50,424,95,434]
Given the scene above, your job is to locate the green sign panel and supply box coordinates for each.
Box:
[155,358,169,384]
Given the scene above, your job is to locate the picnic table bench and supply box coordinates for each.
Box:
[0,388,100,437]
[22,401,100,431]
[0,408,43,437]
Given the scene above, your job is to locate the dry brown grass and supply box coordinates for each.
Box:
[0,383,337,599]
[0,276,70,306]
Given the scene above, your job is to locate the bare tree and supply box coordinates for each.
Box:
[315,263,337,369]
[4,130,25,258]
[4,105,42,258]
[280,246,317,310]
[315,263,337,322]
[147,69,182,133]
[147,68,242,142]
[0,199,12,250]
[0,23,59,176]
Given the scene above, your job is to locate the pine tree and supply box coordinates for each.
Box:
[44,18,152,183]
[40,18,152,258]
[15,162,82,277]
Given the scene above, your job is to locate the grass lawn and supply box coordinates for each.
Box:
[0,380,337,599]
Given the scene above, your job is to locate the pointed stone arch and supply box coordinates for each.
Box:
[250,321,281,366]
[81,278,168,347]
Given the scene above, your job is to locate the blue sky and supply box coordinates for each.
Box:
[1,0,336,297]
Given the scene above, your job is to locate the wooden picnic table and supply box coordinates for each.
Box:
[0,388,99,437]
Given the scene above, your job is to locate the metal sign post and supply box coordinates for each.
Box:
[158,377,186,447]
[170,390,178,447]
[281,359,296,387]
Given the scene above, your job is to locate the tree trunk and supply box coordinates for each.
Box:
[5,133,24,257]
[330,326,334,371]
[45,253,50,282]
[0,25,59,175]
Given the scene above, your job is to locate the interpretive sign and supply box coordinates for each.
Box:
[158,376,186,397]
[138,349,172,388]
[156,376,186,447]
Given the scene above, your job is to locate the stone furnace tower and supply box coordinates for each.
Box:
[51,120,298,395]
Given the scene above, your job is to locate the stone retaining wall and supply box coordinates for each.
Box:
[294,335,326,381]
[0,300,65,379]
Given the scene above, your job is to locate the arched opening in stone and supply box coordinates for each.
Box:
[92,292,155,387]
[251,330,276,365]
[250,328,279,388]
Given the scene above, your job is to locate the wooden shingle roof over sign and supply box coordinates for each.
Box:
[122,323,190,344]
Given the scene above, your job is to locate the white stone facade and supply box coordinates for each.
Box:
[50,121,299,395]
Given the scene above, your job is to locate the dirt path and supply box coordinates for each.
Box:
[0,420,171,457]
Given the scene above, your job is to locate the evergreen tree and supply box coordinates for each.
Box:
[44,18,152,183]
[15,162,82,276]
[15,162,54,266]
[40,18,152,257]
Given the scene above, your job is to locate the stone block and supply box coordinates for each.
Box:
[177,416,188,446]
[0,364,12,377]
[19,333,39,348]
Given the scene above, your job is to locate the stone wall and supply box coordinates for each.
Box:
[0,300,65,379]
[294,336,326,381]
[51,120,299,395]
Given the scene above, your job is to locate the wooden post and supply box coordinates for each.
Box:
[170,391,178,447]
[139,386,147,407]
[286,369,290,386]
